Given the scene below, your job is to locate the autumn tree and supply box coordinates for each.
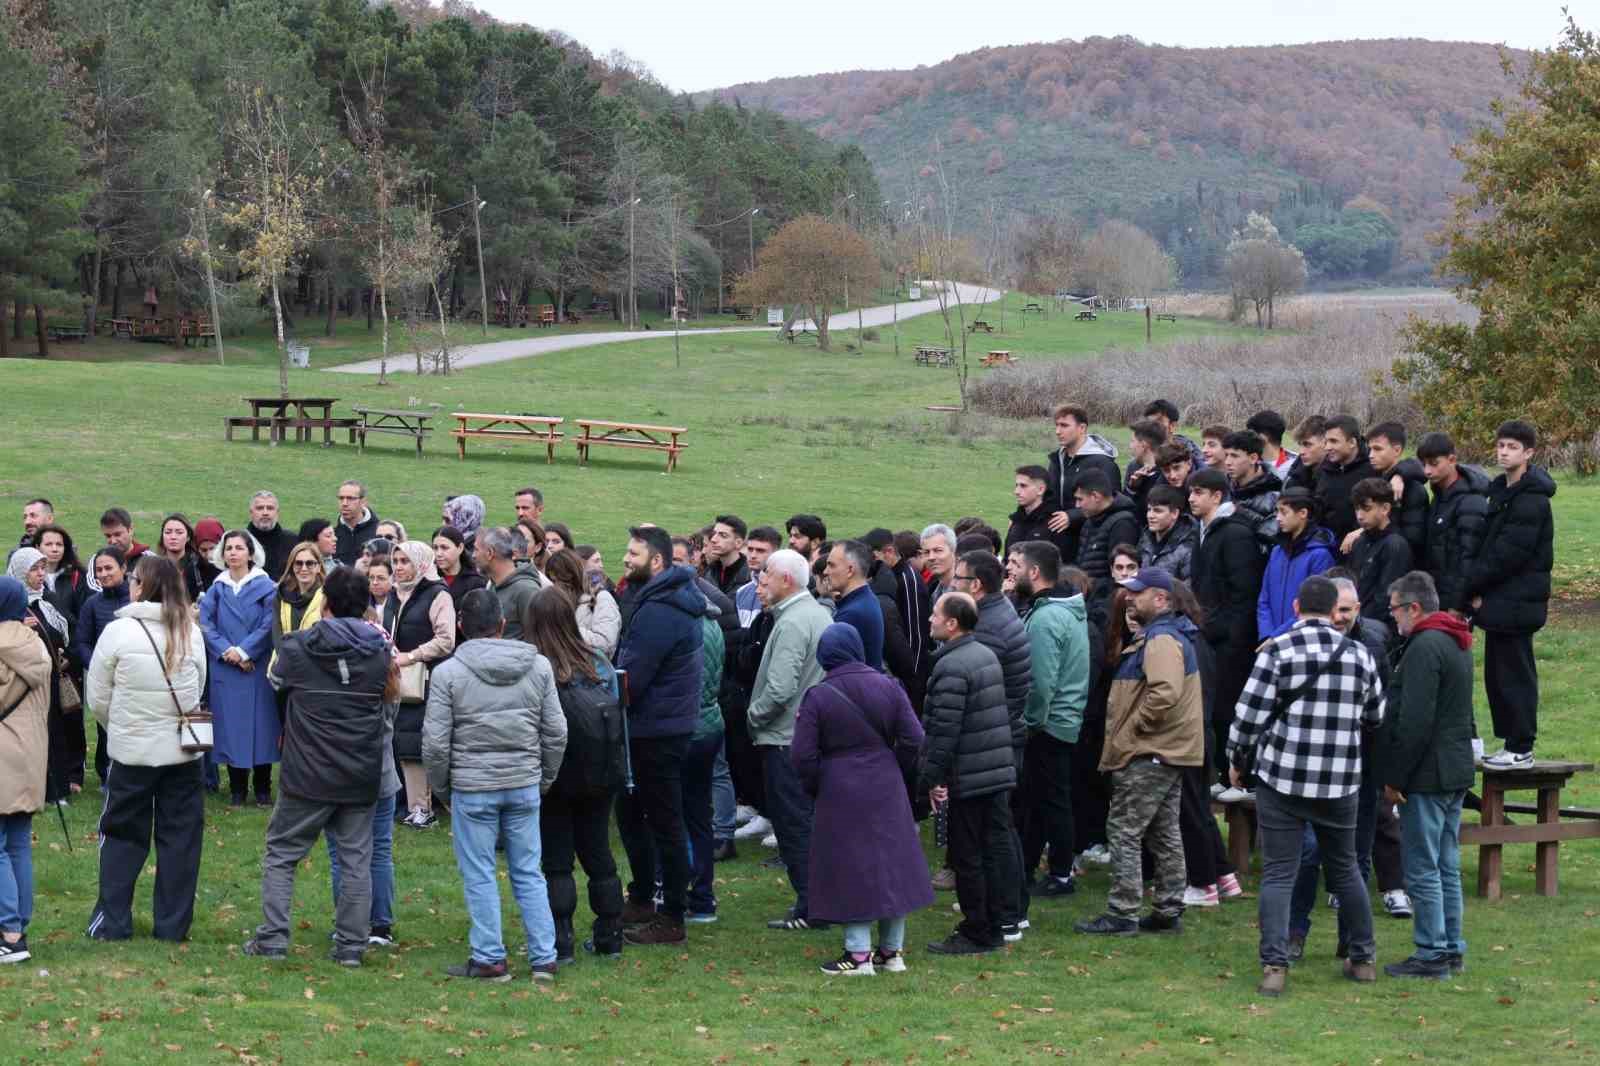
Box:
[1015,213,1082,298]
[1226,212,1306,328]
[736,215,875,352]
[1079,220,1175,303]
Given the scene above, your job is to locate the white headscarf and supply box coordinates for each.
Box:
[7,546,68,636]
[393,540,439,596]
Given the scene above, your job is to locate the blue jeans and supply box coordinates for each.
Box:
[682,731,722,915]
[711,740,736,842]
[0,814,32,933]
[451,786,556,966]
[327,793,396,928]
[1399,791,1466,962]
[844,917,906,954]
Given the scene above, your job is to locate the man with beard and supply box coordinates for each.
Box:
[246,491,297,581]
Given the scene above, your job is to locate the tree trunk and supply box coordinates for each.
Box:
[431,281,451,375]
[324,275,337,337]
[815,303,830,351]
[111,260,124,319]
[13,300,22,340]
[271,277,288,398]
[87,231,103,337]
[367,287,374,331]
[33,304,48,358]
[377,272,389,385]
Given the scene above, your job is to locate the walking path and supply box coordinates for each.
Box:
[327,283,1003,375]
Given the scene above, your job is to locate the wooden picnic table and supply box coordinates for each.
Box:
[1461,760,1598,899]
[573,418,687,472]
[967,319,994,334]
[226,396,348,445]
[914,345,953,367]
[452,412,565,463]
[109,318,136,339]
[980,350,1016,368]
[47,324,88,342]
[1074,309,1098,321]
[352,406,435,458]
[1155,312,1178,323]
[1020,303,1046,316]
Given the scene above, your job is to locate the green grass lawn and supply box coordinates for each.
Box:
[2,300,1598,1063]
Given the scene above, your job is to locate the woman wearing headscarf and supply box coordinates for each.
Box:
[792,624,931,976]
[77,546,132,787]
[198,530,278,807]
[7,549,73,804]
[431,526,487,638]
[386,540,456,829]
[84,556,206,942]
[441,495,485,553]
[0,576,52,964]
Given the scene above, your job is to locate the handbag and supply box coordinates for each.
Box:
[44,637,82,714]
[397,660,429,704]
[136,621,213,754]
[1241,635,1353,785]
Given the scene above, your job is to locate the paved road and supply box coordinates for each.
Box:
[327,282,1003,375]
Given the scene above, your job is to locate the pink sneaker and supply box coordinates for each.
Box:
[1218,873,1244,899]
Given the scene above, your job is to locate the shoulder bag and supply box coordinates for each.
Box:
[136,620,213,754]
[0,679,36,726]
[1241,635,1354,785]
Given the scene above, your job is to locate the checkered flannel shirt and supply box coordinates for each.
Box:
[1227,618,1385,800]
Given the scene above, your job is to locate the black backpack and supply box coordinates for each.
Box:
[555,672,625,795]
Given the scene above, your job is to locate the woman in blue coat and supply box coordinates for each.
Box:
[199,530,278,807]
[792,624,932,976]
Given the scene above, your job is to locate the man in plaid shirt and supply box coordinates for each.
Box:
[1227,575,1385,998]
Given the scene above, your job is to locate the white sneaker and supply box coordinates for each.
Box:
[1327,892,1341,911]
[1382,889,1413,918]
[1184,884,1220,908]
[733,814,772,840]
[1083,844,1112,866]
[1471,737,1485,762]
[1482,748,1534,771]
[1209,782,1227,800]
[734,804,758,826]
[760,832,778,848]
[1215,787,1252,804]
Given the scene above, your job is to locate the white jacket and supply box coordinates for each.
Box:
[87,602,207,766]
[575,588,621,658]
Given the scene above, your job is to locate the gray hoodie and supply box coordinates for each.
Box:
[422,637,567,795]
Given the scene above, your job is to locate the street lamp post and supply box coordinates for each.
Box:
[747,207,760,277]
[471,184,488,337]
[628,195,640,330]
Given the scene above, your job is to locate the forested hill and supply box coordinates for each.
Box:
[707,37,1523,282]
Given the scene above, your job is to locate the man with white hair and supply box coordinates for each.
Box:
[921,524,958,604]
[246,491,297,581]
[747,548,832,930]
[476,527,540,642]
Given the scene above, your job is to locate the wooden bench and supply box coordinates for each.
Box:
[353,406,435,458]
[537,304,556,328]
[179,317,216,347]
[980,350,1016,368]
[1074,310,1098,321]
[1155,313,1178,323]
[1461,760,1598,899]
[573,419,687,472]
[735,310,754,321]
[1213,795,1256,876]
[47,325,88,342]
[109,318,136,340]
[1020,303,1046,316]
[967,319,994,334]
[452,412,564,463]
[914,345,953,367]
[224,415,358,446]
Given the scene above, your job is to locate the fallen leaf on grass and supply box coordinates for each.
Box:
[1497,997,1515,1006]
[303,988,315,1000]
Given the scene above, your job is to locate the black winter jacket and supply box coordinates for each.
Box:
[1380,619,1475,795]
[918,634,1015,800]
[271,617,392,804]
[1467,466,1556,634]
[1230,465,1282,551]
[1349,527,1413,626]
[1190,509,1264,651]
[1138,514,1199,582]
[1423,465,1490,614]
[973,592,1033,751]
[617,565,706,738]
[704,555,749,600]
[1004,495,1073,562]
[1387,458,1431,561]
[1046,441,1122,564]
[877,594,919,694]
[1076,495,1142,600]
[250,522,298,583]
[1315,444,1377,551]
[333,511,381,568]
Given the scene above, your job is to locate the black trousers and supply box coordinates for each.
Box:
[48,705,86,793]
[88,759,205,941]
[227,765,273,798]
[1071,713,1110,850]
[761,745,815,918]
[1210,644,1254,776]
[94,723,109,785]
[722,693,765,812]
[541,785,623,955]
[1484,630,1538,753]
[947,790,1014,947]
[616,733,690,920]
[1178,764,1235,887]
[1021,732,1075,881]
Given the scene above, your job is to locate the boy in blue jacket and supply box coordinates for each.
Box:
[1257,489,1336,640]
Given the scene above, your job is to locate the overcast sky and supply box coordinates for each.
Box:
[478,0,1589,93]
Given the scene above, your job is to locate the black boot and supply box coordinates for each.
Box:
[554,914,575,964]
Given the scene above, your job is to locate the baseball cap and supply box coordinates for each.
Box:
[1121,568,1174,593]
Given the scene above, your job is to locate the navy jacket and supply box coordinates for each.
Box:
[617,564,705,738]
[832,583,885,671]
[76,581,131,674]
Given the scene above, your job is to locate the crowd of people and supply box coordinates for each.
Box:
[0,401,1555,995]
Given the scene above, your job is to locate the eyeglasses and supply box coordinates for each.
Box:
[951,572,973,585]
[292,560,319,570]
[1387,600,1416,615]
[337,494,362,502]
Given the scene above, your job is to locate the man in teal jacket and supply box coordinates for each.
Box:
[1013,541,1090,899]
[1381,571,1474,981]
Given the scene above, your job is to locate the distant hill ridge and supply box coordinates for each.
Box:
[706,37,1522,279]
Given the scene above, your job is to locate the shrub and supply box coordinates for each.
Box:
[861,327,880,342]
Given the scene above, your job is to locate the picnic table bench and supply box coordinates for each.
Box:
[980,350,1016,368]
[1074,310,1098,321]
[226,396,353,446]
[1462,760,1598,899]
[537,304,556,328]
[573,419,687,472]
[179,316,216,347]
[109,318,136,339]
[1020,302,1046,316]
[967,319,994,334]
[352,406,435,458]
[1213,794,1257,876]
[1155,312,1178,323]
[46,324,88,342]
[914,345,953,367]
[735,309,755,321]
[452,412,565,463]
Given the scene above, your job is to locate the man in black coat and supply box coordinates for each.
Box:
[1366,423,1430,561]
[890,530,932,709]
[1417,433,1490,617]
[246,491,297,582]
[920,591,1017,956]
[1466,420,1556,770]
[333,480,381,567]
[1187,469,1265,777]
[1072,471,1141,603]
[1045,405,1122,565]
[861,528,901,600]
[703,516,751,599]
[1005,465,1072,560]
[1348,478,1414,630]
[1281,415,1328,495]
[1313,416,1377,555]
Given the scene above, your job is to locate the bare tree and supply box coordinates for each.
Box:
[1226,212,1307,328]
[1078,220,1175,307]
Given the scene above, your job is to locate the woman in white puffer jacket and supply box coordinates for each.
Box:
[85,556,207,943]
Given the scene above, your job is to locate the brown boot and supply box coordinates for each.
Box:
[623,915,686,946]
[621,899,657,927]
[1343,958,1377,983]
[1257,965,1288,998]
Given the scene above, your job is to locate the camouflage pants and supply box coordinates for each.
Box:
[1106,759,1186,918]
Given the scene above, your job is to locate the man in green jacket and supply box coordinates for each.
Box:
[1013,541,1090,899]
[1381,571,1474,981]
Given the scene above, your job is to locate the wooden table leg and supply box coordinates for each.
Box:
[1535,786,1560,896]
[1227,805,1252,877]
[415,430,423,459]
[251,412,262,442]
[456,431,466,461]
[225,416,233,442]
[358,427,367,453]
[1477,782,1504,900]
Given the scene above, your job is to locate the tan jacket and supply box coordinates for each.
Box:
[0,621,53,813]
[1099,615,1205,772]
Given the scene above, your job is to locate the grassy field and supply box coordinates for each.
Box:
[2,296,1598,1064]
